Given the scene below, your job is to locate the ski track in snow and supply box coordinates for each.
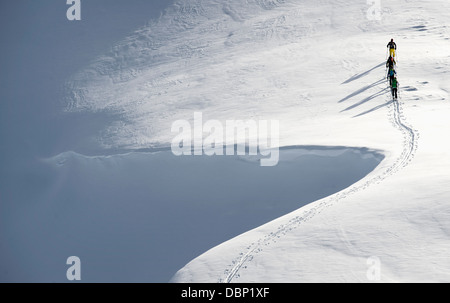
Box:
[220,69,420,283]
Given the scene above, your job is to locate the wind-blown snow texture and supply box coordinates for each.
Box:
[1,0,450,282]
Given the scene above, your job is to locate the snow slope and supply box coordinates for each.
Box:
[169,0,450,282]
[1,0,450,282]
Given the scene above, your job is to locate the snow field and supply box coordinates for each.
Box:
[2,0,450,283]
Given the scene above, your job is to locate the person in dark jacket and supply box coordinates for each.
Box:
[387,38,397,58]
[386,56,396,71]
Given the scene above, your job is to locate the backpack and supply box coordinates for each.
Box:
[391,78,398,88]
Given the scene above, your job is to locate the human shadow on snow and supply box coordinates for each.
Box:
[338,78,386,104]
[341,62,386,85]
[340,85,389,113]
[339,61,392,117]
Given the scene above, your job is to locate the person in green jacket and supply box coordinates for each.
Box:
[391,76,399,99]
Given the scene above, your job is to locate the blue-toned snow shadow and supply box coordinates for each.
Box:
[1,146,384,282]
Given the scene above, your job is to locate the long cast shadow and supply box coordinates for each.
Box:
[353,100,394,118]
[340,86,389,112]
[339,61,390,118]
[341,62,386,84]
[338,78,385,103]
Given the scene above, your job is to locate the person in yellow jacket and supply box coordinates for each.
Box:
[387,38,397,58]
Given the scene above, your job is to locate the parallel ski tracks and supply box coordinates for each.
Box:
[219,79,419,283]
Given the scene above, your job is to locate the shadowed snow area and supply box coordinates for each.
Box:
[3,147,382,282]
